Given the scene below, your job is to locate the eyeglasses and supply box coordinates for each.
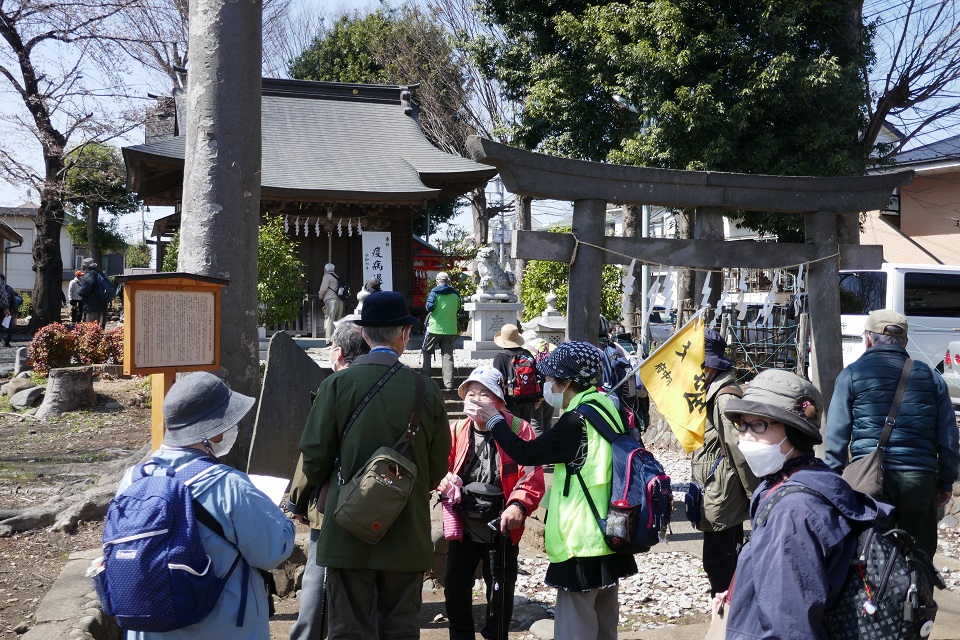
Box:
[734,419,774,434]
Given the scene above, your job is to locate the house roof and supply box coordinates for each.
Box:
[0,219,23,245]
[892,134,960,166]
[124,78,496,207]
[0,205,38,218]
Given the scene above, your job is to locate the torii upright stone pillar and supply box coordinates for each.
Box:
[568,199,606,341]
[179,0,262,469]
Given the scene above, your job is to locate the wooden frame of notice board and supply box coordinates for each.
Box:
[115,273,229,451]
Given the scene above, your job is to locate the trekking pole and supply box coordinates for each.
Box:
[488,517,507,640]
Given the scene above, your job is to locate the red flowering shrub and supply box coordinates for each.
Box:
[27,323,75,375]
[27,322,124,376]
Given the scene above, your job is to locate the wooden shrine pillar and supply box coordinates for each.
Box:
[568,199,607,342]
[804,210,844,423]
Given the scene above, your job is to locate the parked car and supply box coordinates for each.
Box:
[839,264,960,379]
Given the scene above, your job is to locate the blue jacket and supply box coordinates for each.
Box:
[118,448,296,640]
[727,463,888,640]
[825,345,959,490]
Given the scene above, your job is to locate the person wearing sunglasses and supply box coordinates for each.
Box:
[718,369,888,640]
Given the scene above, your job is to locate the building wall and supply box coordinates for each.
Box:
[898,172,960,263]
[0,213,75,299]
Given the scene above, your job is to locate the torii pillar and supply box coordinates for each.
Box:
[466,136,913,417]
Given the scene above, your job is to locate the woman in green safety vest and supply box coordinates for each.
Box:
[471,341,637,640]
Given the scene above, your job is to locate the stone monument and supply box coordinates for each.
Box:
[459,246,524,358]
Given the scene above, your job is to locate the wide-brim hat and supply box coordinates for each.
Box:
[537,341,603,388]
[458,366,506,403]
[704,329,733,371]
[162,371,255,447]
[494,324,525,349]
[723,369,823,443]
[354,291,419,327]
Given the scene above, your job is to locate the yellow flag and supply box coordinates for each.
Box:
[640,314,708,452]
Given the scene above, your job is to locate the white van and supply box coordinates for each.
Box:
[839,263,960,408]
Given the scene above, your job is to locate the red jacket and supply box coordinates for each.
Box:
[447,412,545,545]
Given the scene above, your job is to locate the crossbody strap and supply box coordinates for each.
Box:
[878,359,913,449]
[393,371,425,455]
[338,360,405,450]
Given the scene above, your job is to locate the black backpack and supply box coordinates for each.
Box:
[756,485,944,639]
[332,274,351,302]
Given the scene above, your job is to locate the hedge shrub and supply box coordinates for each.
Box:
[28,322,124,376]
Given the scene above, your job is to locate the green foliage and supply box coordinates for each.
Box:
[478,0,871,240]
[258,215,307,327]
[162,231,180,272]
[66,216,128,256]
[27,322,123,376]
[519,227,622,322]
[64,143,138,256]
[289,4,474,156]
[64,143,138,215]
[125,241,152,269]
[16,290,32,317]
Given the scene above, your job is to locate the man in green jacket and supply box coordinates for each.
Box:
[689,329,759,596]
[300,291,451,639]
[422,271,461,390]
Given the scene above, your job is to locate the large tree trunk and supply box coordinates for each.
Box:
[472,188,488,246]
[31,172,66,330]
[179,0,262,471]
[676,208,696,323]
[86,204,103,266]
[513,194,532,296]
[622,204,642,335]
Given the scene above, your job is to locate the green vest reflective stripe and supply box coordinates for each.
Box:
[545,389,618,563]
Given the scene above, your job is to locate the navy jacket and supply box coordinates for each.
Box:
[825,345,959,490]
[727,463,888,640]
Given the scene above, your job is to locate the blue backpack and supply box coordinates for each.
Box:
[92,457,247,632]
[574,401,672,554]
[96,273,115,305]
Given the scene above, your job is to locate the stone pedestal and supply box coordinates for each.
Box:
[458,302,524,359]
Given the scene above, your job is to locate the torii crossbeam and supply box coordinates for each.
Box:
[466,136,914,414]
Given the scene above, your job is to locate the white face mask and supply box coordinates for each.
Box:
[207,425,239,458]
[738,436,793,477]
[542,381,566,409]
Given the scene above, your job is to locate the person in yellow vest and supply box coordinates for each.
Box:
[470,341,637,640]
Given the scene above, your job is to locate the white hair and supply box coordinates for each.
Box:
[436,272,450,283]
[324,263,335,272]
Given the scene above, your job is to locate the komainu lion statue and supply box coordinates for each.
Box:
[473,246,518,302]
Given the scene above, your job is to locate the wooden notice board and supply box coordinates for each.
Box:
[116,273,229,450]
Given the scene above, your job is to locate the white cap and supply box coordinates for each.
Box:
[457,366,506,403]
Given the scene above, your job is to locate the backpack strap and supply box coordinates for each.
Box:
[753,484,825,527]
[575,401,625,444]
[711,384,742,458]
[170,457,248,628]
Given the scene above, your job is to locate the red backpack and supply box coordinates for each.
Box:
[508,351,541,400]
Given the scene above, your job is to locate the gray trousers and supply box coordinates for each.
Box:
[290,528,325,640]
[554,584,619,640]
[326,567,423,640]
[422,332,456,389]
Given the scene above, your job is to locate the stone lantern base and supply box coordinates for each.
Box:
[456,302,524,359]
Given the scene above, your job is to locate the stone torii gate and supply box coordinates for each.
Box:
[466,136,914,412]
